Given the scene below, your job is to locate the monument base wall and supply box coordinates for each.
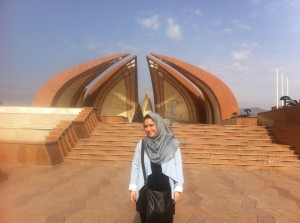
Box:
[258,106,300,155]
[222,117,257,126]
[0,107,98,165]
[0,140,62,165]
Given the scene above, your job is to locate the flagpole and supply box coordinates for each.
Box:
[281,73,284,106]
[276,69,278,109]
[287,77,289,96]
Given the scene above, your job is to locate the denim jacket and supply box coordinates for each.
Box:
[129,140,184,199]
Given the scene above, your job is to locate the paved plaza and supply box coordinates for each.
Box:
[1,162,300,223]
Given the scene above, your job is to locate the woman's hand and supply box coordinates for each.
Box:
[130,191,137,203]
[174,192,181,203]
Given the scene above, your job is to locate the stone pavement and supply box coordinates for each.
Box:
[1,163,300,223]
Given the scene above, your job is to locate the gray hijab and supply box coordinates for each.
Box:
[143,112,179,164]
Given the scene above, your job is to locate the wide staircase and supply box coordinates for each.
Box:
[64,122,300,170]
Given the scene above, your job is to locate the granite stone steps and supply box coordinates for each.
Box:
[64,122,300,169]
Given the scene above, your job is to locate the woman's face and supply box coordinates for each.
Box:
[144,117,158,138]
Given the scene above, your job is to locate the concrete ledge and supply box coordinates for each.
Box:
[0,106,82,114]
[0,113,78,128]
[99,116,129,122]
[0,128,50,141]
[0,107,98,165]
[222,117,258,126]
[0,140,62,165]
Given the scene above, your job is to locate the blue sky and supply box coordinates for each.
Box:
[0,0,300,110]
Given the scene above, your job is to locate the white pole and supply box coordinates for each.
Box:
[276,69,278,109]
[287,77,289,96]
[281,73,284,106]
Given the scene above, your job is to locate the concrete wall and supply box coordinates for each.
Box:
[257,106,300,127]
[257,106,300,155]
[0,106,82,114]
[222,117,258,126]
[0,107,98,165]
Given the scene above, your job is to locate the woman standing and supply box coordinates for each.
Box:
[129,112,184,223]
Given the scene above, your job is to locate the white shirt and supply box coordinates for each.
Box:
[129,140,184,199]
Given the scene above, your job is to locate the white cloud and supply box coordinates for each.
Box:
[138,15,160,30]
[229,41,258,73]
[166,18,182,40]
[184,8,203,17]
[223,28,233,34]
[230,62,249,72]
[231,50,251,61]
[285,0,300,8]
[212,19,223,26]
[251,0,263,4]
[63,36,78,50]
[194,9,203,16]
[245,42,259,48]
[233,42,259,51]
[84,37,104,51]
[232,19,251,30]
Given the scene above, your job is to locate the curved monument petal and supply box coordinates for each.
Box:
[84,55,138,122]
[150,52,239,124]
[32,53,130,107]
[147,55,206,123]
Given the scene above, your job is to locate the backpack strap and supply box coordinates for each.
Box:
[141,140,147,185]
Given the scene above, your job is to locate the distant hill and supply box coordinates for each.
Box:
[239,107,267,117]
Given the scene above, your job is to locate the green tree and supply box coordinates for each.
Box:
[244,109,251,117]
[287,98,300,106]
[280,96,291,107]
[231,112,238,118]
